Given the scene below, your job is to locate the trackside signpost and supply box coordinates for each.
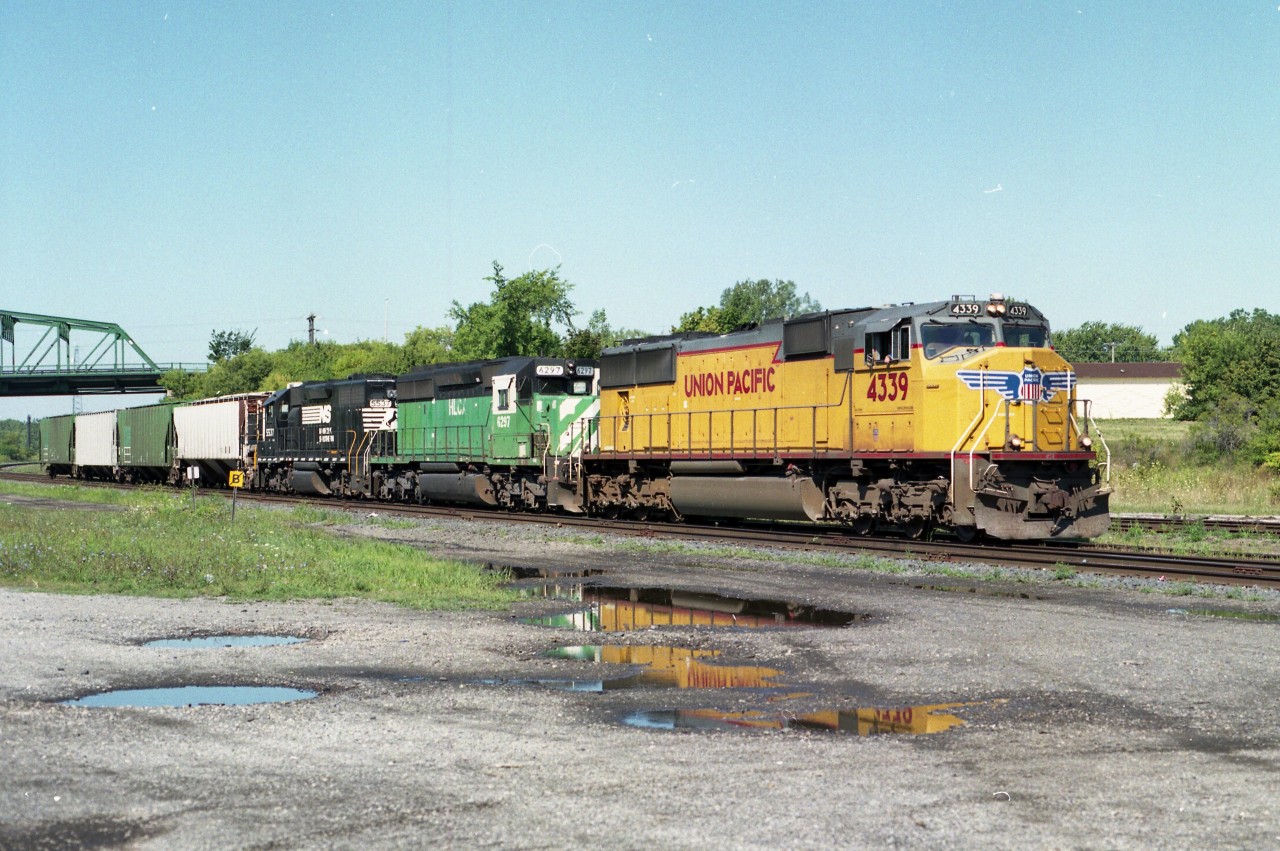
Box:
[228,470,244,522]
[186,465,199,509]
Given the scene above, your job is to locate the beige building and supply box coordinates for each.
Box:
[1074,362,1183,419]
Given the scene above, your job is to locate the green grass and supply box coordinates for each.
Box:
[1096,418,1280,515]
[0,482,513,609]
[1095,418,1192,444]
[0,479,174,506]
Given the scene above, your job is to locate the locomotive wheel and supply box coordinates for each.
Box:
[952,525,980,543]
[851,515,875,536]
[903,516,929,539]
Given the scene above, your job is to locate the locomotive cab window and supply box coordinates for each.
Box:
[493,374,518,413]
[864,325,911,366]
[1003,324,1049,349]
[921,322,996,360]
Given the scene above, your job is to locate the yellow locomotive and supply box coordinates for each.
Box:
[582,294,1110,540]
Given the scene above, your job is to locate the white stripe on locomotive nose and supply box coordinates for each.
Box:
[557,399,600,454]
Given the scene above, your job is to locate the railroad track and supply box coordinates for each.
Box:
[5,471,1280,590]
[1114,513,1280,535]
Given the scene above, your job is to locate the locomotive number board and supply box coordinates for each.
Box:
[948,302,1031,318]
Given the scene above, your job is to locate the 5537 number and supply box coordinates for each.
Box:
[866,372,909,402]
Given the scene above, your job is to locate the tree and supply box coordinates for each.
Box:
[195,349,275,398]
[158,368,203,400]
[562,310,650,360]
[330,340,404,378]
[0,418,36,461]
[208,328,258,363]
[674,279,820,334]
[450,263,576,359]
[1169,309,1280,421]
[1052,322,1166,363]
[402,325,455,369]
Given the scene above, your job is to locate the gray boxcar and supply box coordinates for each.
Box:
[74,411,117,479]
[174,393,269,484]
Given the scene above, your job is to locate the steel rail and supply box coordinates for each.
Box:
[5,472,1279,590]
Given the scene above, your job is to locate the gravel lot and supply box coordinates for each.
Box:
[2,511,1279,849]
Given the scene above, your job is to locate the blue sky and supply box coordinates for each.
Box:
[3,2,1278,419]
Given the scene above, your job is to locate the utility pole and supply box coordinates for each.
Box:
[307,314,316,345]
[1106,342,1119,363]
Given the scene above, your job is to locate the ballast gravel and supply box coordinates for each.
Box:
[2,511,1278,849]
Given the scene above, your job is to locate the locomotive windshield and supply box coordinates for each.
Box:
[921,322,996,360]
[535,377,593,395]
[1002,324,1050,348]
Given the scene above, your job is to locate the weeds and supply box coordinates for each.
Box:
[0,483,513,610]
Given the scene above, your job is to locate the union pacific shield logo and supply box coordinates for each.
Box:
[956,367,1075,402]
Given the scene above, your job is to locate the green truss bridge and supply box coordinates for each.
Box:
[0,311,205,396]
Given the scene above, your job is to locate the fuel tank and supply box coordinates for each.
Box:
[417,472,498,507]
[290,463,331,496]
[668,475,825,522]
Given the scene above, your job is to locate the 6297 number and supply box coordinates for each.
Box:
[866,372,909,402]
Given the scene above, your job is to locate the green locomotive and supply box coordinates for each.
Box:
[377,356,598,510]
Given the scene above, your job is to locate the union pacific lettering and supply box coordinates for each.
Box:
[684,366,777,398]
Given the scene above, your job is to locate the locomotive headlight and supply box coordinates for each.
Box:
[1080,435,1094,449]
[1009,434,1024,450]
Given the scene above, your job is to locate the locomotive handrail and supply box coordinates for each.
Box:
[1069,399,1112,484]
[950,387,991,504]
[965,401,1005,496]
[395,424,488,462]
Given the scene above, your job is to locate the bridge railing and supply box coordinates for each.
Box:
[0,362,208,375]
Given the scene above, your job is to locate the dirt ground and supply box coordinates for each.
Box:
[2,513,1279,849]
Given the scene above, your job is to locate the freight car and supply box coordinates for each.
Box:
[73,411,117,481]
[582,294,1109,540]
[116,402,175,483]
[39,413,75,477]
[41,393,268,485]
[173,392,269,485]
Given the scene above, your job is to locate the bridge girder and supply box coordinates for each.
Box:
[0,310,195,397]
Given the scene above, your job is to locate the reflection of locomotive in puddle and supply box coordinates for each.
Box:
[628,701,987,735]
[522,585,864,632]
[546,644,781,690]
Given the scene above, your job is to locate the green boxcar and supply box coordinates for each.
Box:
[40,414,76,474]
[117,403,176,482]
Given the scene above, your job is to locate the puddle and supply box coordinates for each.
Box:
[144,635,308,649]
[1167,608,1280,622]
[521,586,865,631]
[624,701,983,735]
[914,584,1045,600]
[62,686,317,708]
